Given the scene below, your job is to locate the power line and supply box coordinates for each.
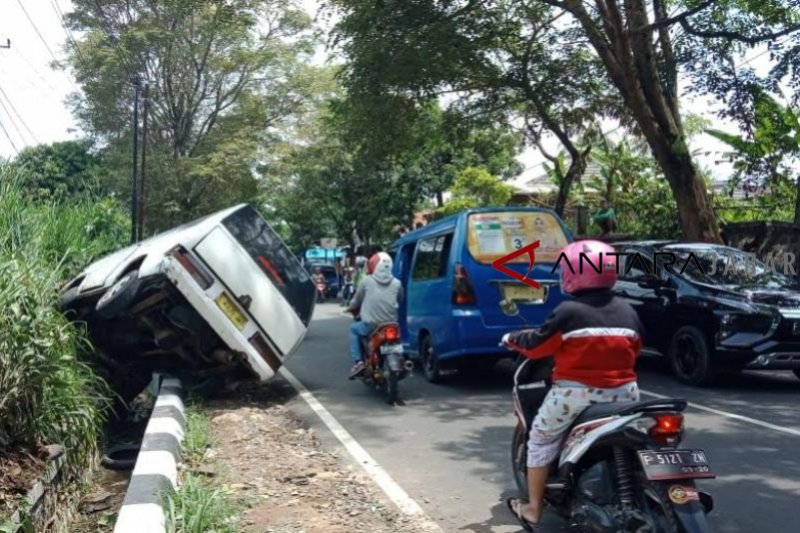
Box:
[0,115,19,155]
[0,84,38,144]
[91,0,141,84]
[15,0,59,64]
[49,0,91,74]
[0,90,28,146]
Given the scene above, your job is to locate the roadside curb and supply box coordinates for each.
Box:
[114,376,185,533]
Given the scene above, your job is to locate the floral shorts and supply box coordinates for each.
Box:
[527,381,640,467]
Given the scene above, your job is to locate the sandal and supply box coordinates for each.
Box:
[505,497,540,532]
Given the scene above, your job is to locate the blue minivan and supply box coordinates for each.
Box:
[388,207,573,382]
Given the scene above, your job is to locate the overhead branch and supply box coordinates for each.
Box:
[631,0,714,33]
[679,19,800,44]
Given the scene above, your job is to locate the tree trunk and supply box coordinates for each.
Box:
[554,150,590,216]
[651,142,720,242]
[561,0,722,243]
[794,178,800,226]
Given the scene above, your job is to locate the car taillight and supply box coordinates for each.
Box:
[249,332,282,373]
[384,326,400,342]
[170,246,214,289]
[649,414,684,445]
[452,263,476,305]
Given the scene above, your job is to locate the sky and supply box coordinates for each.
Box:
[0,1,777,187]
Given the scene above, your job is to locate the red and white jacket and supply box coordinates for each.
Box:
[506,290,643,388]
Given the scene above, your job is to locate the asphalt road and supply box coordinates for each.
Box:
[285,303,800,533]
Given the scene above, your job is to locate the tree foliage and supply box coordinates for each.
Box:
[67,0,317,231]
[439,167,514,216]
[330,0,800,241]
[12,140,107,200]
[330,0,612,216]
[706,89,800,223]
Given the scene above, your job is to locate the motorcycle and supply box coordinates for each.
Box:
[315,279,327,303]
[511,357,715,532]
[350,314,413,404]
[341,269,356,304]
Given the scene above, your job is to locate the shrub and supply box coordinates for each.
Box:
[0,162,127,483]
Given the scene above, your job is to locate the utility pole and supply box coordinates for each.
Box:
[130,77,141,244]
[137,83,149,240]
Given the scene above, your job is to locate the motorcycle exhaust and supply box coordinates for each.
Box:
[404,360,415,372]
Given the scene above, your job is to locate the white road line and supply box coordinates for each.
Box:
[640,389,800,437]
[280,367,444,532]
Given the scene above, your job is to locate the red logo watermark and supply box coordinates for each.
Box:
[491,240,541,289]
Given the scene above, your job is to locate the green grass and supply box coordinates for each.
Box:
[163,474,240,533]
[164,406,241,533]
[0,162,127,491]
[183,407,212,465]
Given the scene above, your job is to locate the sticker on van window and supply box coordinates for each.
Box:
[468,212,568,264]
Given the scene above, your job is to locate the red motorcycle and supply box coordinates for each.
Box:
[350,313,413,404]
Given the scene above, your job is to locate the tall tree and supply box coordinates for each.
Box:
[331,0,613,217]
[331,0,800,241]
[534,0,799,242]
[67,0,315,230]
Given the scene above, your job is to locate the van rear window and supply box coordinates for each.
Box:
[223,206,314,325]
[467,211,568,264]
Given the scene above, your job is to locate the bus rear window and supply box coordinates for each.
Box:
[467,211,568,264]
[222,206,313,324]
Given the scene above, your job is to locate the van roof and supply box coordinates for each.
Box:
[390,206,563,249]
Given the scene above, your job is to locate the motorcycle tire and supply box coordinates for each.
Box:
[511,423,529,499]
[385,369,399,405]
[637,480,682,533]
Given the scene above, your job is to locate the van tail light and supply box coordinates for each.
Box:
[649,414,684,445]
[452,263,476,306]
[384,325,400,342]
[170,246,214,289]
[249,332,282,373]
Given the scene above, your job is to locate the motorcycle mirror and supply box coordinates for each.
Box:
[500,298,519,317]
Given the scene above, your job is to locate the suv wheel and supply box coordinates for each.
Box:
[669,326,717,386]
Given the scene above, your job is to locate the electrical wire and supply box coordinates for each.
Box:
[0,84,38,144]
[50,0,91,74]
[0,90,29,146]
[0,115,19,155]
[15,0,59,64]
[91,0,141,85]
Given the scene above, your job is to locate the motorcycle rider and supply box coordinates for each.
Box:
[312,266,327,301]
[346,252,402,378]
[502,240,643,531]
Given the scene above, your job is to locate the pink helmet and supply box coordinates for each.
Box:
[559,240,618,295]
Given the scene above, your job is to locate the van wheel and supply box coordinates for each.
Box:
[96,271,141,319]
[421,335,444,384]
[669,326,717,386]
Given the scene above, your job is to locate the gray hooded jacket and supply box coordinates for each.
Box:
[348,267,402,325]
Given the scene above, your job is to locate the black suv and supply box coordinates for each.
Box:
[613,241,800,385]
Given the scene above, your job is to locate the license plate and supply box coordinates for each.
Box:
[502,283,545,302]
[380,344,403,355]
[216,293,247,331]
[638,449,715,481]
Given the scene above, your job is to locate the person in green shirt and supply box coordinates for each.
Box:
[591,199,618,235]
